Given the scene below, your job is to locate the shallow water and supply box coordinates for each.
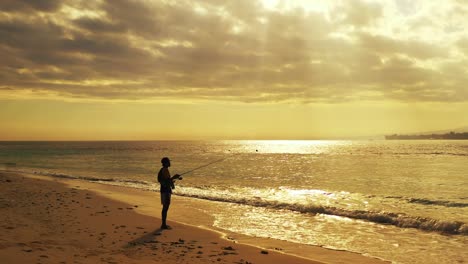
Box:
[1,140,467,263]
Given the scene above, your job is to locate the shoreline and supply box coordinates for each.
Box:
[0,171,388,263]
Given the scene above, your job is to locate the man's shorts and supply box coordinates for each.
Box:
[161,192,171,205]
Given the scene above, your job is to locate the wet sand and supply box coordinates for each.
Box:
[0,171,388,263]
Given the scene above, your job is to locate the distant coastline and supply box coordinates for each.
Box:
[385,131,468,140]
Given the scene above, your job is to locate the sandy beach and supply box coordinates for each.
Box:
[0,171,388,264]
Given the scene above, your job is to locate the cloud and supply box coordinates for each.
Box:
[0,0,466,103]
[357,33,448,60]
[0,0,62,12]
[335,0,383,27]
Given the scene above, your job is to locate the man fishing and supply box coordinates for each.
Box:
[156,154,235,229]
[157,157,180,229]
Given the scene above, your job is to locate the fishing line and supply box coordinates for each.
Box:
[176,152,242,179]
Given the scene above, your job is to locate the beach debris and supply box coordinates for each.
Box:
[222,246,235,251]
[260,250,269,254]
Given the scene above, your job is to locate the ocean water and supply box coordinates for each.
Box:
[0,140,467,263]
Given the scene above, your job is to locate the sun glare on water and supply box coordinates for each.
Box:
[238,140,348,154]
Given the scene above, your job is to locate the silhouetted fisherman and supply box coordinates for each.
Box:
[157,157,180,229]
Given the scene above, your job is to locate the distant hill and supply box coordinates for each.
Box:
[385,131,468,140]
[408,126,468,135]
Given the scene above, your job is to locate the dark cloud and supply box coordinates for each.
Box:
[0,0,62,12]
[0,0,465,103]
[73,17,126,34]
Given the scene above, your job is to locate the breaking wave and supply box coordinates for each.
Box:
[406,198,468,208]
[4,168,150,186]
[176,188,468,236]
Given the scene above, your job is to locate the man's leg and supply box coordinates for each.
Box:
[160,192,171,229]
[161,203,170,228]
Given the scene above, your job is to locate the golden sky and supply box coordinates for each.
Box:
[1,0,468,140]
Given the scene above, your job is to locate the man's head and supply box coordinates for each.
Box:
[161,157,171,167]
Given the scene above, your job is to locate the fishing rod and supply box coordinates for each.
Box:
[174,153,240,180]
